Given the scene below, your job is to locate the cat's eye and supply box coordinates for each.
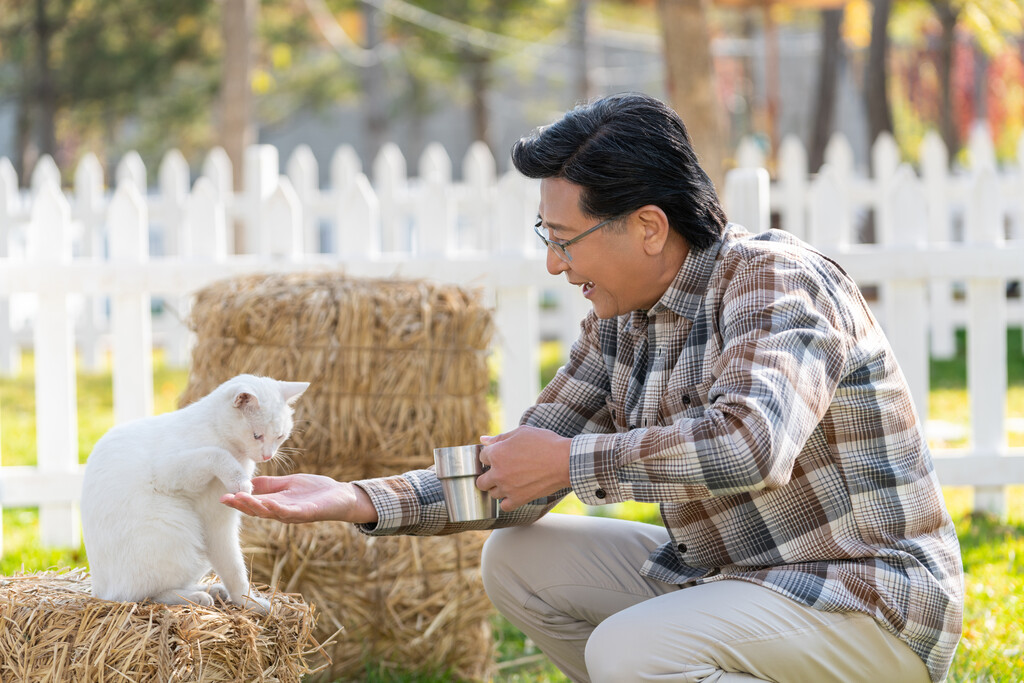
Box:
[253,433,264,441]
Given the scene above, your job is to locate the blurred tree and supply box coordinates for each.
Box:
[221,0,257,193]
[0,0,216,181]
[866,0,895,155]
[381,0,570,155]
[929,0,1022,162]
[658,0,726,190]
[0,0,363,181]
[809,8,845,172]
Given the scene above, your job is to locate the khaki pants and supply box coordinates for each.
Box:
[481,513,931,683]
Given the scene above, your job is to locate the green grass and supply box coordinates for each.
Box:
[2,330,1024,681]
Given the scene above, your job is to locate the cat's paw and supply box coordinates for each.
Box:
[224,476,253,495]
[188,590,215,607]
[206,583,230,602]
[240,593,271,615]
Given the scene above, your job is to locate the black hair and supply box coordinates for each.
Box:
[510,93,727,250]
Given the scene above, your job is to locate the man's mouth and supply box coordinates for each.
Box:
[581,281,594,297]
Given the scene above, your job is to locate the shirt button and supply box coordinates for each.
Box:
[595,488,607,499]
[681,395,691,405]
[677,543,687,553]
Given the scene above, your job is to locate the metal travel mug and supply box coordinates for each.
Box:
[433,444,499,522]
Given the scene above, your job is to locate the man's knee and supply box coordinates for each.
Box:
[481,526,530,606]
[585,611,653,682]
[584,608,711,683]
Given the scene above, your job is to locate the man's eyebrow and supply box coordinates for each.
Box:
[537,214,572,232]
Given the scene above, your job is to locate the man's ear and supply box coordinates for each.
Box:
[635,205,671,255]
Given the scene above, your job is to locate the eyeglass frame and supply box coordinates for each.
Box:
[533,213,628,263]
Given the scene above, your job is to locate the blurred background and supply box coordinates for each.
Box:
[1,0,1021,193]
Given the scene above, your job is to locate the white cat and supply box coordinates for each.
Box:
[81,374,308,613]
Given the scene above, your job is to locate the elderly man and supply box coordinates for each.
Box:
[222,93,962,683]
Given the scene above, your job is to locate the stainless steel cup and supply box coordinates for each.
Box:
[433,444,499,522]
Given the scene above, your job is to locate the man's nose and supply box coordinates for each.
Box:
[545,247,568,275]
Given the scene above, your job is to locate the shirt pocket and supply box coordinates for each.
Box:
[660,379,714,424]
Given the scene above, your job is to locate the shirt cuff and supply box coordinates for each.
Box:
[569,431,630,505]
[352,475,420,535]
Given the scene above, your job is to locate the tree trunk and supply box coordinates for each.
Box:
[466,50,492,151]
[865,0,894,157]
[934,0,959,164]
[219,0,256,194]
[657,0,725,191]
[809,8,844,173]
[15,99,36,187]
[33,0,57,160]
[360,1,388,163]
[571,0,593,104]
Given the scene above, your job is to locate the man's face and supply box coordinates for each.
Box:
[538,178,658,319]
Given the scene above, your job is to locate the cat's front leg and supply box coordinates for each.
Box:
[158,446,253,495]
[206,510,271,615]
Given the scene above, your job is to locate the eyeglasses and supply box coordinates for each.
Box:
[533,214,625,263]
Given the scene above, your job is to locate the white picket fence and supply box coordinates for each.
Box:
[1,129,1023,558]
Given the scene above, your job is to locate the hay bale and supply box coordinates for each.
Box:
[180,273,497,681]
[242,519,493,681]
[180,273,494,481]
[0,569,327,682]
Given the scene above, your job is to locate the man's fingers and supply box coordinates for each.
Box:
[251,476,291,495]
[479,430,513,445]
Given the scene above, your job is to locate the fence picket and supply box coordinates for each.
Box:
[185,177,229,262]
[966,166,1008,516]
[28,182,80,547]
[374,143,408,253]
[336,173,379,259]
[968,121,997,172]
[116,152,147,197]
[202,147,234,199]
[287,145,321,253]
[73,153,107,371]
[920,131,957,359]
[724,167,769,233]
[263,176,303,260]
[418,143,455,257]
[807,166,849,249]
[31,156,61,196]
[330,144,362,197]
[735,136,764,169]
[0,158,20,376]
[109,182,154,425]
[462,141,497,252]
[777,136,807,239]
[157,150,192,368]
[883,165,930,424]
[242,145,281,255]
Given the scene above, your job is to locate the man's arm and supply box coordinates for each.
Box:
[569,248,852,506]
[220,474,379,524]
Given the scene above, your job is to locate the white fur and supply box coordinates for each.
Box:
[81,374,308,613]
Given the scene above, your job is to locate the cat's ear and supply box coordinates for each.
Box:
[234,391,259,410]
[279,381,310,405]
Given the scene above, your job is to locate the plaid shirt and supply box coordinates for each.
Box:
[356,224,963,681]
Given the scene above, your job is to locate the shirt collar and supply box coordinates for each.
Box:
[647,223,738,322]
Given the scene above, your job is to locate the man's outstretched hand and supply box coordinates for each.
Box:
[220,473,379,525]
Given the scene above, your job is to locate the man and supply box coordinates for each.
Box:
[222,93,963,682]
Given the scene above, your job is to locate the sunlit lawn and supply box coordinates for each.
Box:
[2,328,1023,681]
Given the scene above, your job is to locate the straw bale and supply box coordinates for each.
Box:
[0,568,328,683]
[180,273,498,681]
[242,519,494,682]
[181,273,494,481]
